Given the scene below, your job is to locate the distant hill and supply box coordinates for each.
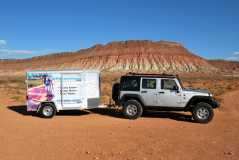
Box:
[0,40,219,74]
[209,60,239,74]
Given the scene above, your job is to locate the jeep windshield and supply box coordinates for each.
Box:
[177,78,184,89]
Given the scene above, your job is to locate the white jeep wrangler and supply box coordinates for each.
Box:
[112,73,220,123]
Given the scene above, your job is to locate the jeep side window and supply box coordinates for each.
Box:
[142,79,156,89]
[121,77,140,91]
[161,79,178,90]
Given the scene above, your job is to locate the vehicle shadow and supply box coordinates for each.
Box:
[142,110,194,122]
[90,108,124,118]
[7,105,90,117]
[90,107,194,123]
[8,105,193,122]
[57,110,90,116]
[7,105,33,116]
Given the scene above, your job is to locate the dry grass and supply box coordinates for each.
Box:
[0,75,26,104]
[100,73,239,105]
[10,95,21,101]
[100,72,122,105]
[0,73,239,106]
[181,75,239,102]
[0,75,25,89]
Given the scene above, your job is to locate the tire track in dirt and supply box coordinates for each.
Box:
[0,89,239,160]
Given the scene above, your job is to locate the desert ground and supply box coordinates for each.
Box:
[0,73,239,160]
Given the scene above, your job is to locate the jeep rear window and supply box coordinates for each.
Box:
[120,76,140,91]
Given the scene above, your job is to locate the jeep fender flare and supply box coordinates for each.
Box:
[120,94,145,107]
[185,96,215,110]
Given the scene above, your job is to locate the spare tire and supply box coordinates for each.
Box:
[112,83,120,104]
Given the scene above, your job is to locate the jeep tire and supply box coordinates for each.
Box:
[123,100,143,119]
[40,103,56,118]
[192,102,214,123]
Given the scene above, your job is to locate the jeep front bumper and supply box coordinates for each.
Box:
[212,99,220,108]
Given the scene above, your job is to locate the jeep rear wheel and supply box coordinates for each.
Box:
[192,102,214,123]
[123,100,143,119]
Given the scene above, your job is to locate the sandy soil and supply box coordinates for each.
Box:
[0,89,239,160]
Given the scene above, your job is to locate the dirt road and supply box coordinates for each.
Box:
[0,89,239,160]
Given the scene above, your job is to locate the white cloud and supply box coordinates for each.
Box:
[234,51,239,55]
[0,40,7,48]
[0,39,57,59]
[0,40,38,58]
[226,56,239,61]
[226,51,239,61]
[0,49,34,54]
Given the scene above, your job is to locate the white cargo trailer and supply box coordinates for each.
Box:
[26,70,100,118]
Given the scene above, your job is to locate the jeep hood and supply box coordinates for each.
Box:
[183,88,212,96]
[183,88,209,93]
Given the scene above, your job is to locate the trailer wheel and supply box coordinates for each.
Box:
[40,103,56,118]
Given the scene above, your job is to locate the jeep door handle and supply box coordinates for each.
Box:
[141,91,147,93]
[158,91,165,94]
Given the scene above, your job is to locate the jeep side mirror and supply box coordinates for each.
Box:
[173,86,178,91]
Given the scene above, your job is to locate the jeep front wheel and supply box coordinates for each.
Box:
[192,102,214,123]
[123,100,143,120]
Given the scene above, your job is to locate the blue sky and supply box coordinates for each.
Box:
[0,0,238,60]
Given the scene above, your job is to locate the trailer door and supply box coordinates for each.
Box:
[62,73,87,109]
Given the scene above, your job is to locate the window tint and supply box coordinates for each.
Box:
[161,79,178,90]
[121,76,140,91]
[142,79,156,89]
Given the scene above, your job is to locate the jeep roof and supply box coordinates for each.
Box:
[124,72,179,78]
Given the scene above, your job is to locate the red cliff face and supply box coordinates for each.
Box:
[0,40,217,74]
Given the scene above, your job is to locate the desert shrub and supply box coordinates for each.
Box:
[11,95,21,101]
[100,73,121,105]
[0,75,25,89]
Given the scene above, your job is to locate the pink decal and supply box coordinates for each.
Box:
[27,75,55,111]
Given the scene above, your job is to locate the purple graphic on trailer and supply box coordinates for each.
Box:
[27,73,55,111]
[43,75,54,101]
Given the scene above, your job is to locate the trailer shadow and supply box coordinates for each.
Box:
[90,107,194,123]
[57,110,90,116]
[7,105,90,117]
[90,108,124,118]
[8,105,193,122]
[7,105,33,116]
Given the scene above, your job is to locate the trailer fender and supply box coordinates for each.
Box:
[37,102,57,113]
